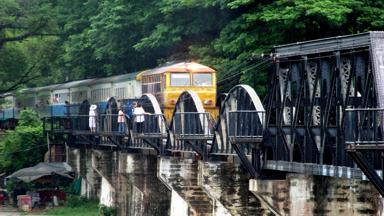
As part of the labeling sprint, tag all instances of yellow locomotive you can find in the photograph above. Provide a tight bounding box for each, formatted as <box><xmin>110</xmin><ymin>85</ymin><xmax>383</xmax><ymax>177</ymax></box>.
<box><xmin>137</xmin><ymin>62</ymin><xmax>218</xmax><ymax>121</ymax></box>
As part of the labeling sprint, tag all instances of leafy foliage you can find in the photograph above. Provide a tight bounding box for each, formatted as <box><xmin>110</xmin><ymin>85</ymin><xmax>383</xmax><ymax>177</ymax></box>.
<box><xmin>0</xmin><ymin>109</ymin><xmax>45</xmax><ymax>174</ymax></box>
<box><xmin>0</xmin><ymin>0</ymin><xmax>60</xmax><ymax>93</ymax></box>
<box><xmin>18</xmin><ymin>108</ymin><xmax>42</xmax><ymax>127</ymax></box>
<box><xmin>2</xmin><ymin>0</ymin><xmax>384</xmax><ymax>95</ymax></box>
<box><xmin>0</xmin><ymin>0</ymin><xmax>57</xmax><ymax>47</ymax></box>
<box><xmin>99</xmin><ymin>204</ymin><xmax>116</xmax><ymax>216</ymax></box>
<box><xmin>46</xmin><ymin>195</ymin><xmax>99</xmax><ymax>216</ymax></box>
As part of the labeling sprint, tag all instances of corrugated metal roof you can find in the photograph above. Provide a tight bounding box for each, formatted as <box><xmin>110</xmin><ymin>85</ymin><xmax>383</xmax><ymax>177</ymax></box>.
<box><xmin>29</xmin><ymin>84</ymin><xmax>63</xmax><ymax>93</ymax></box>
<box><xmin>274</xmin><ymin>31</ymin><xmax>384</xmax><ymax>58</ymax></box>
<box><xmin>90</xmin><ymin>72</ymin><xmax>139</xmax><ymax>85</ymax></box>
<box><xmin>55</xmin><ymin>78</ymin><xmax>95</xmax><ymax>89</ymax></box>
<box><xmin>12</xmin><ymin>72</ymin><xmax>140</xmax><ymax>94</ymax></box>
<box><xmin>141</xmin><ymin>62</ymin><xmax>215</xmax><ymax>76</ymax></box>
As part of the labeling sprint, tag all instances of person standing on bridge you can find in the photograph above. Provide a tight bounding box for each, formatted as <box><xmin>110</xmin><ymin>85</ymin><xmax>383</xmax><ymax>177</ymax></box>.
<box><xmin>118</xmin><ymin>107</ymin><xmax>126</xmax><ymax>133</ymax></box>
<box><xmin>89</xmin><ymin>104</ymin><xmax>97</xmax><ymax>132</ymax></box>
<box><xmin>133</xmin><ymin>103</ymin><xmax>148</xmax><ymax>133</ymax></box>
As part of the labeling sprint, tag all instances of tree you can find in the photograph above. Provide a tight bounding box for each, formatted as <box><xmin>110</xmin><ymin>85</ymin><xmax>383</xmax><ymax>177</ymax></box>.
<box><xmin>0</xmin><ymin>0</ymin><xmax>58</xmax><ymax>48</ymax></box>
<box><xmin>0</xmin><ymin>109</ymin><xmax>45</xmax><ymax>174</ymax></box>
<box><xmin>0</xmin><ymin>0</ymin><xmax>60</xmax><ymax>94</ymax></box>
<box><xmin>57</xmin><ymin>0</ymin><xmax>229</xmax><ymax>79</ymax></box>
<box><xmin>2</xmin><ymin>0</ymin><xmax>384</xmax><ymax>96</ymax></box>
<box><xmin>191</xmin><ymin>0</ymin><xmax>384</xmax><ymax>94</ymax></box>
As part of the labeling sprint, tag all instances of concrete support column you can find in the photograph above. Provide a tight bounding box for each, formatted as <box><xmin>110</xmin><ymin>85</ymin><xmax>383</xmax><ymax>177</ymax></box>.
<box><xmin>92</xmin><ymin>150</ymin><xmax>118</xmax><ymax>207</ymax></box>
<box><xmin>117</xmin><ymin>151</ymin><xmax>171</xmax><ymax>216</ymax></box>
<box><xmin>199</xmin><ymin>159</ymin><xmax>271</xmax><ymax>216</ymax></box>
<box><xmin>158</xmin><ymin>156</ymin><xmax>214</xmax><ymax>216</ymax></box>
<box><xmin>66</xmin><ymin>147</ymin><xmax>80</xmax><ymax>174</ymax></box>
<box><xmin>249</xmin><ymin>174</ymin><xmax>381</xmax><ymax>215</ymax></box>
<box><xmin>74</xmin><ymin>148</ymin><xmax>101</xmax><ymax>199</ymax></box>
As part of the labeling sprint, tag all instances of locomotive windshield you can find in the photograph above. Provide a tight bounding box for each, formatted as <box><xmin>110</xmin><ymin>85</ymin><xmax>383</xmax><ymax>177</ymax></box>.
<box><xmin>171</xmin><ymin>73</ymin><xmax>190</xmax><ymax>86</ymax></box>
<box><xmin>193</xmin><ymin>73</ymin><xmax>212</xmax><ymax>86</ymax></box>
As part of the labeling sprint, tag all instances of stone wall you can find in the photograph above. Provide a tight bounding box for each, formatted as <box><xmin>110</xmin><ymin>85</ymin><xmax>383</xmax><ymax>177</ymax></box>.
<box><xmin>67</xmin><ymin>147</ymin><xmax>101</xmax><ymax>199</ymax></box>
<box><xmin>92</xmin><ymin>150</ymin><xmax>118</xmax><ymax>207</ymax></box>
<box><xmin>250</xmin><ymin>174</ymin><xmax>382</xmax><ymax>216</ymax></box>
<box><xmin>117</xmin><ymin>152</ymin><xmax>171</xmax><ymax>216</ymax></box>
<box><xmin>199</xmin><ymin>159</ymin><xmax>271</xmax><ymax>216</ymax></box>
<box><xmin>67</xmin><ymin>147</ymin><xmax>384</xmax><ymax>216</ymax></box>
<box><xmin>159</xmin><ymin>156</ymin><xmax>214</xmax><ymax>216</ymax></box>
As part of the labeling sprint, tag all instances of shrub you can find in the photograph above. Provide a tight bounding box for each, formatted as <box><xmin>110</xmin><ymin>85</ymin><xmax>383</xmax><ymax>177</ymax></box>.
<box><xmin>66</xmin><ymin>195</ymin><xmax>89</xmax><ymax>208</ymax></box>
<box><xmin>99</xmin><ymin>204</ymin><xmax>116</xmax><ymax>216</ymax></box>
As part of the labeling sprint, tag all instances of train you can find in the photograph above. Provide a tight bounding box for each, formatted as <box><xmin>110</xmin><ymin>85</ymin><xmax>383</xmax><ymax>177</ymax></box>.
<box><xmin>0</xmin><ymin>62</ymin><xmax>218</xmax><ymax>129</ymax></box>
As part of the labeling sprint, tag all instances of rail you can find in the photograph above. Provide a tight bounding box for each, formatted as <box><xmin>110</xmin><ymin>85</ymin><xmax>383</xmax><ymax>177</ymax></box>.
<box><xmin>345</xmin><ymin>108</ymin><xmax>384</xmax><ymax>146</ymax></box>
<box><xmin>43</xmin><ymin>116</ymin><xmax>71</xmax><ymax>132</ymax></box>
<box><xmin>172</xmin><ymin>112</ymin><xmax>215</xmax><ymax>140</ymax></box>
<box><xmin>131</xmin><ymin>114</ymin><xmax>168</xmax><ymax>138</ymax></box>
<box><xmin>44</xmin><ymin>114</ymin><xmax>129</xmax><ymax>135</ymax></box>
<box><xmin>228</xmin><ymin>110</ymin><xmax>265</xmax><ymax>143</ymax></box>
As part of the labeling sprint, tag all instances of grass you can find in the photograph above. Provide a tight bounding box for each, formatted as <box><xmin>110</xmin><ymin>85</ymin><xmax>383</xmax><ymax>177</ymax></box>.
<box><xmin>43</xmin><ymin>199</ymin><xmax>99</xmax><ymax>216</ymax></box>
<box><xmin>22</xmin><ymin>195</ymin><xmax>100</xmax><ymax>216</ymax></box>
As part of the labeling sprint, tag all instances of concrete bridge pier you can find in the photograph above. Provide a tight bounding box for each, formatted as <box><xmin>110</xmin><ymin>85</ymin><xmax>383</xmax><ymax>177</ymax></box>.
<box><xmin>199</xmin><ymin>158</ymin><xmax>272</xmax><ymax>216</ymax></box>
<box><xmin>159</xmin><ymin>155</ymin><xmax>220</xmax><ymax>216</ymax></box>
<box><xmin>91</xmin><ymin>150</ymin><xmax>118</xmax><ymax>208</ymax></box>
<box><xmin>249</xmin><ymin>174</ymin><xmax>382</xmax><ymax>216</ymax></box>
<box><xmin>67</xmin><ymin>147</ymin><xmax>101</xmax><ymax>199</ymax></box>
<box><xmin>117</xmin><ymin>151</ymin><xmax>171</xmax><ymax>216</ymax></box>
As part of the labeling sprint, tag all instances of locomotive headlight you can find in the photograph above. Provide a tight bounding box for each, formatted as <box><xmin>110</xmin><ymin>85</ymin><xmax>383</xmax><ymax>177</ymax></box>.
<box><xmin>203</xmin><ymin>100</ymin><xmax>212</xmax><ymax>105</ymax></box>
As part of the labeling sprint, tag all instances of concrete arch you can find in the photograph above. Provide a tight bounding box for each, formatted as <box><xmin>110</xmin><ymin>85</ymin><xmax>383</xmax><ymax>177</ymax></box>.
<box><xmin>169</xmin><ymin>91</ymin><xmax>206</xmax><ymax>137</ymax></box>
<box><xmin>103</xmin><ymin>97</ymin><xmax>118</xmax><ymax>132</ymax></box>
<box><xmin>78</xmin><ymin>99</ymin><xmax>90</xmax><ymax>130</ymax></box>
<box><xmin>106</xmin><ymin>97</ymin><xmax>118</xmax><ymax>114</ymax></box>
<box><xmin>167</xmin><ymin>91</ymin><xmax>213</xmax><ymax>158</ymax></box>
<box><xmin>139</xmin><ymin>93</ymin><xmax>167</xmax><ymax>136</ymax></box>
<box><xmin>79</xmin><ymin>99</ymin><xmax>90</xmax><ymax>115</ymax></box>
<box><xmin>173</xmin><ymin>90</ymin><xmax>205</xmax><ymax>113</ymax></box>
<box><xmin>222</xmin><ymin>84</ymin><xmax>265</xmax><ymax>123</ymax></box>
<box><xmin>128</xmin><ymin>93</ymin><xmax>168</xmax><ymax>153</ymax></box>
<box><xmin>212</xmin><ymin>84</ymin><xmax>265</xmax><ymax>155</ymax></box>
<box><xmin>140</xmin><ymin>93</ymin><xmax>162</xmax><ymax>115</ymax></box>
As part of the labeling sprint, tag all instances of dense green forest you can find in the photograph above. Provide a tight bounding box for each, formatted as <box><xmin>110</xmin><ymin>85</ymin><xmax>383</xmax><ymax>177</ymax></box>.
<box><xmin>1</xmin><ymin>0</ymin><xmax>384</xmax><ymax>95</ymax></box>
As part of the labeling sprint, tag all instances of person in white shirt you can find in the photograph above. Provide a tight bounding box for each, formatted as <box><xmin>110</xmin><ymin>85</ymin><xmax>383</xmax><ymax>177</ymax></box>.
<box><xmin>89</xmin><ymin>104</ymin><xmax>97</xmax><ymax>132</ymax></box>
<box><xmin>133</xmin><ymin>103</ymin><xmax>148</xmax><ymax>133</ymax></box>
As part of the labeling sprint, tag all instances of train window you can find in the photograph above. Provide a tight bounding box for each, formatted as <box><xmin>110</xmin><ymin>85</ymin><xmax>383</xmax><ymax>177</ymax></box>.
<box><xmin>193</xmin><ymin>73</ymin><xmax>212</xmax><ymax>86</ymax></box>
<box><xmin>107</xmin><ymin>88</ymin><xmax>111</xmax><ymax>99</ymax></box>
<box><xmin>171</xmin><ymin>73</ymin><xmax>190</xmax><ymax>86</ymax></box>
<box><xmin>72</xmin><ymin>91</ymin><xmax>87</xmax><ymax>103</ymax></box>
<box><xmin>115</xmin><ymin>87</ymin><xmax>126</xmax><ymax>99</ymax></box>
<box><xmin>53</xmin><ymin>94</ymin><xmax>60</xmax><ymax>103</ymax></box>
<box><xmin>142</xmin><ymin>85</ymin><xmax>148</xmax><ymax>93</ymax></box>
<box><xmin>56</xmin><ymin>93</ymin><xmax>69</xmax><ymax>103</ymax></box>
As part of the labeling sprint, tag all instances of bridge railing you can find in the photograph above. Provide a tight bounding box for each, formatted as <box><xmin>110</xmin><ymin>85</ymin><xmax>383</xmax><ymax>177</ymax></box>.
<box><xmin>131</xmin><ymin>114</ymin><xmax>168</xmax><ymax>138</ymax></box>
<box><xmin>43</xmin><ymin>116</ymin><xmax>71</xmax><ymax>132</ymax></box>
<box><xmin>69</xmin><ymin>115</ymin><xmax>90</xmax><ymax>132</ymax></box>
<box><xmin>99</xmin><ymin>114</ymin><xmax>129</xmax><ymax>134</ymax></box>
<box><xmin>345</xmin><ymin>108</ymin><xmax>384</xmax><ymax>146</ymax></box>
<box><xmin>227</xmin><ymin>110</ymin><xmax>265</xmax><ymax>143</ymax></box>
<box><xmin>172</xmin><ymin>112</ymin><xmax>215</xmax><ymax>140</ymax></box>
<box><xmin>44</xmin><ymin>114</ymin><xmax>130</xmax><ymax>135</ymax></box>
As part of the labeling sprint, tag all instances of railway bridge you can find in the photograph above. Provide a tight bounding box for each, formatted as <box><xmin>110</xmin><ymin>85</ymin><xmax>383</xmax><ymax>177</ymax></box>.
<box><xmin>45</xmin><ymin>32</ymin><xmax>384</xmax><ymax>215</ymax></box>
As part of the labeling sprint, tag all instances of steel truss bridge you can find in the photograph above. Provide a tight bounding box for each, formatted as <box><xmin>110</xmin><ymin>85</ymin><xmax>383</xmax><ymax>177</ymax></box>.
<box><xmin>45</xmin><ymin>32</ymin><xmax>384</xmax><ymax>196</ymax></box>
